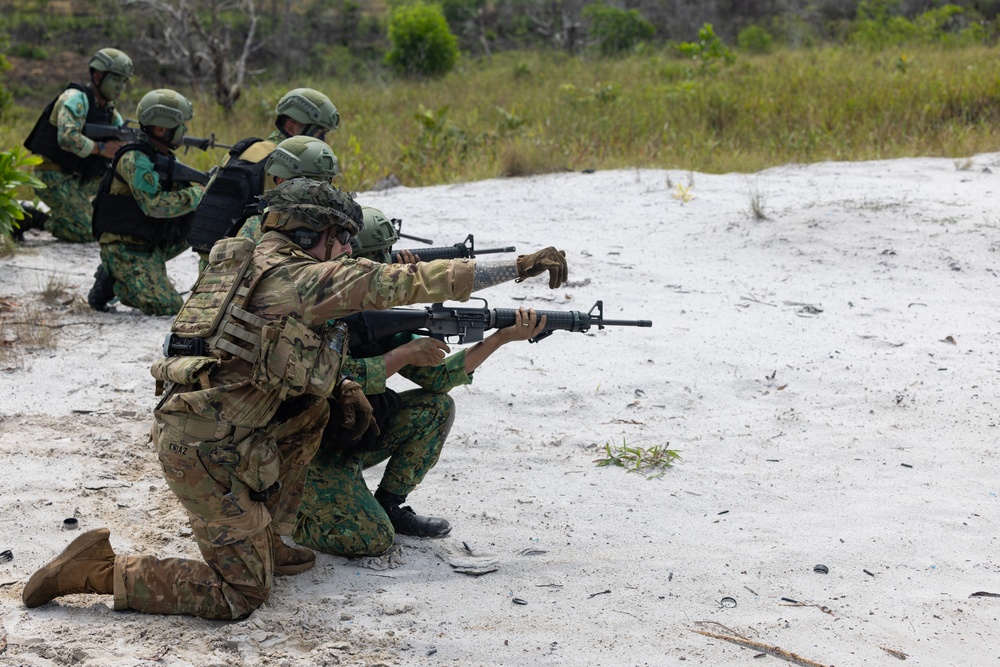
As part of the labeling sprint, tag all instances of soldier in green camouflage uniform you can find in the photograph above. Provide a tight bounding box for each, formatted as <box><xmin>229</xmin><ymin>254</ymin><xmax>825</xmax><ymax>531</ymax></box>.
<box><xmin>87</xmin><ymin>89</ymin><xmax>205</xmax><ymax>315</ymax></box>
<box><xmin>22</xmin><ymin>179</ymin><xmax>568</xmax><ymax>620</ymax></box>
<box><xmin>23</xmin><ymin>48</ymin><xmax>133</xmax><ymax>242</ymax></box>
<box><xmin>235</xmin><ymin>135</ymin><xmax>339</xmax><ymax>243</ymax></box>
<box><xmin>294</xmin><ymin>208</ymin><xmax>549</xmax><ymax>556</ymax></box>
<box><xmin>191</xmin><ymin>88</ymin><xmax>340</xmax><ymax>270</ymax></box>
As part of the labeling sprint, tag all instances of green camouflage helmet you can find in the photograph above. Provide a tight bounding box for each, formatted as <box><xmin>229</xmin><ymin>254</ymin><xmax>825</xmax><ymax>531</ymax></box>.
<box><xmin>261</xmin><ymin>179</ymin><xmax>363</xmax><ymax>236</ymax></box>
<box><xmin>266</xmin><ymin>136</ymin><xmax>340</xmax><ymax>181</ymax></box>
<box><xmin>137</xmin><ymin>89</ymin><xmax>194</xmax><ymax>129</ymax></box>
<box><xmin>350</xmin><ymin>207</ymin><xmax>399</xmax><ymax>262</ymax></box>
<box><xmin>88</xmin><ymin>48</ymin><xmax>134</xmax><ymax>79</ymax></box>
<box><xmin>275</xmin><ymin>88</ymin><xmax>340</xmax><ymax>132</ymax></box>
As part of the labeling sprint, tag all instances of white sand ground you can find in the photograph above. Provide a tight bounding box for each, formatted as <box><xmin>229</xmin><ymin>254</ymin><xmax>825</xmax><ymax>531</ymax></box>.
<box><xmin>2</xmin><ymin>158</ymin><xmax>1000</xmax><ymax>667</ymax></box>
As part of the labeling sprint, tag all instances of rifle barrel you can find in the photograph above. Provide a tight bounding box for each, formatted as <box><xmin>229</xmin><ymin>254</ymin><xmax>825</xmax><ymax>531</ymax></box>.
<box><xmin>600</xmin><ymin>319</ymin><xmax>653</xmax><ymax>327</ymax></box>
<box><xmin>475</xmin><ymin>246</ymin><xmax>517</xmax><ymax>254</ymax></box>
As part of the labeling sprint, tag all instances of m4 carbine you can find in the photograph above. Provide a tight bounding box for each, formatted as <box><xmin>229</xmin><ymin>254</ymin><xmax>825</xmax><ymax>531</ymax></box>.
<box><xmin>391</xmin><ymin>234</ymin><xmax>516</xmax><ymax>263</ymax></box>
<box><xmin>342</xmin><ymin>299</ymin><xmax>652</xmax><ymax>346</ymax></box>
<box><xmin>83</xmin><ymin>121</ymin><xmax>232</xmax><ymax>151</ymax></box>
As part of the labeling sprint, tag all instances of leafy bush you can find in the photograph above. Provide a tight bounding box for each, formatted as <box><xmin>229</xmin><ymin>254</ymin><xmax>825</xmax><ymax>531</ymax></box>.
<box><xmin>386</xmin><ymin>2</ymin><xmax>459</xmax><ymax>78</ymax></box>
<box><xmin>677</xmin><ymin>23</ymin><xmax>736</xmax><ymax>71</ymax></box>
<box><xmin>737</xmin><ymin>25</ymin><xmax>774</xmax><ymax>54</ymax></box>
<box><xmin>0</xmin><ymin>32</ymin><xmax>11</xmax><ymax>119</ymax></box>
<box><xmin>850</xmin><ymin>2</ymin><xmax>983</xmax><ymax>49</ymax></box>
<box><xmin>0</xmin><ymin>148</ymin><xmax>45</xmax><ymax>246</ymax></box>
<box><xmin>582</xmin><ymin>2</ymin><xmax>655</xmax><ymax>57</ymax></box>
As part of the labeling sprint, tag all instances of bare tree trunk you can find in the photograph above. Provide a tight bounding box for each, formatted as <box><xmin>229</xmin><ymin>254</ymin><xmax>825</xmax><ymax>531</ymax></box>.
<box><xmin>122</xmin><ymin>0</ymin><xmax>260</xmax><ymax>112</ymax></box>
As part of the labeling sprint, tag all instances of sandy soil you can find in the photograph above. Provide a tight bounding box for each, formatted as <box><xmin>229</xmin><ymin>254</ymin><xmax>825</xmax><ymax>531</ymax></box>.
<box><xmin>2</xmin><ymin>158</ymin><xmax>1000</xmax><ymax>666</ymax></box>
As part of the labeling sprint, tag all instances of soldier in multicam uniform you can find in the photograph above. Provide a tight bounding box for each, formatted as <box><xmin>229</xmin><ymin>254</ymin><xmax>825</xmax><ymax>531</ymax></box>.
<box><xmin>22</xmin><ymin>179</ymin><xmax>569</xmax><ymax>620</ymax></box>
<box><xmin>87</xmin><ymin>89</ymin><xmax>205</xmax><ymax>315</ymax></box>
<box><xmin>22</xmin><ymin>48</ymin><xmax>133</xmax><ymax>242</ymax></box>
<box><xmin>294</xmin><ymin>207</ymin><xmax>549</xmax><ymax>557</ymax></box>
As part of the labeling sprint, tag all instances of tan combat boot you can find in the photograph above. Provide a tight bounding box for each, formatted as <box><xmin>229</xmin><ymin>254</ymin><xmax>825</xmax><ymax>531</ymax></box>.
<box><xmin>22</xmin><ymin>528</ymin><xmax>115</xmax><ymax>608</ymax></box>
<box><xmin>273</xmin><ymin>538</ymin><xmax>315</xmax><ymax>576</ymax></box>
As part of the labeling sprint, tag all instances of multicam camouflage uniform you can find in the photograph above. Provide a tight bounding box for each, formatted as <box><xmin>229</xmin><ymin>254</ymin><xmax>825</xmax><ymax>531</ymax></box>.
<box><xmin>118</xmin><ymin>229</ymin><xmax>476</xmax><ymax>619</ymax></box>
<box><xmin>294</xmin><ymin>343</ymin><xmax>472</xmax><ymax>556</ymax></box>
<box><xmin>34</xmin><ymin>88</ymin><xmax>124</xmax><ymax>242</ymax></box>
<box><xmin>97</xmin><ymin>137</ymin><xmax>203</xmax><ymax>315</ymax></box>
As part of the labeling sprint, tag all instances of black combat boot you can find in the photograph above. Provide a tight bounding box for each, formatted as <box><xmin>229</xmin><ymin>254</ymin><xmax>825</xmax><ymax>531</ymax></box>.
<box><xmin>13</xmin><ymin>204</ymin><xmax>49</xmax><ymax>242</ymax></box>
<box><xmin>87</xmin><ymin>265</ymin><xmax>117</xmax><ymax>312</ymax></box>
<box><xmin>375</xmin><ymin>488</ymin><xmax>452</xmax><ymax>538</ymax></box>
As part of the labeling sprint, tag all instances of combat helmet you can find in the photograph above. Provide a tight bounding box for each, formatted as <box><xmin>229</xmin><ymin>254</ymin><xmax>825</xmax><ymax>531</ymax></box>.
<box><xmin>275</xmin><ymin>88</ymin><xmax>340</xmax><ymax>135</ymax></box>
<box><xmin>88</xmin><ymin>48</ymin><xmax>134</xmax><ymax>79</ymax></box>
<box><xmin>350</xmin><ymin>207</ymin><xmax>399</xmax><ymax>262</ymax></box>
<box><xmin>89</xmin><ymin>48</ymin><xmax>133</xmax><ymax>102</ymax></box>
<box><xmin>261</xmin><ymin>179</ymin><xmax>363</xmax><ymax>253</ymax></box>
<box><xmin>137</xmin><ymin>89</ymin><xmax>194</xmax><ymax>129</ymax></box>
<box><xmin>266</xmin><ymin>136</ymin><xmax>340</xmax><ymax>181</ymax></box>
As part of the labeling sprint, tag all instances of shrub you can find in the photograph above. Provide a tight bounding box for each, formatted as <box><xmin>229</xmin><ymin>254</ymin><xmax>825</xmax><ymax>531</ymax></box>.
<box><xmin>0</xmin><ymin>147</ymin><xmax>45</xmax><ymax>247</ymax></box>
<box><xmin>677</xmin><ymin>23</ymin><xmax>736</xmax><ymax>71</ymax></box>
<box><xmin>0</xmin><ymin>32</ymin><xmax>11</xmax><ymax>119</ymax></box>
<box><xmin>582</xmin><ymin>2</ymin><xmax>655</xmax><ymax>57</ymax></box>
<box><xmin>386</xmin><ymin>2</ymin><xmax>459</xmax><ymax>78</ymax></box>
<box><xmin>737</xmin><ymin>25</ymin><xmax>774</xmax><ymax>54</ymax></box>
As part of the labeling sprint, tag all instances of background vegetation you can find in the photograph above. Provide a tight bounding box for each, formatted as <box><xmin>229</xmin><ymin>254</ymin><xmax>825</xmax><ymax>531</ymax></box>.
<box><xmin>1</xmin><ymin>0</ymin><xmax>999</xmax><ymax>194</ymax></box>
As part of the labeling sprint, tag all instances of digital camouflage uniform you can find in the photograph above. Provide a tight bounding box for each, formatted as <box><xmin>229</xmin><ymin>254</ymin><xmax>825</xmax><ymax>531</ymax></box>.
<box><xmin>98</xmin><ymin>138</ymin><xmax>203</xmax><ymax>315</ymax></box>
<box><xmin>35</xmin><ymin>88</ymin><xmax>124</xmax><ymax>242</ymax></box>
<box><xmin>118</xmin><ymin>232</ymin><xmax>476</xmax><ymax>619</ymax></box>
<box><xmin>294</xmin><ymin>342</ymin><xmax>473</xmax><ymax>556</ymax></box>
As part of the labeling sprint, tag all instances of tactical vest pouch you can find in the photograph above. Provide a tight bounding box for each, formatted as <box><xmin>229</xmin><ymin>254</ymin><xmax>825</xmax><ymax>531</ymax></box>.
<box><xmin>227</xmin><ymin>429</ymin><xmax>281</xmax><ymax>494</ymax></box>
<box><xmin>253</xmin><ymin>319</ymin><xmax>348</xmax><ymax>400</ymax></box>
<box><xmin>173</xmin><ymin>237</ymin><xmax>258</xmax><ymax>338</ymax></box>
<box><xmin>150</xmin><ymin>356</ymin><xmax>217</xmax><ymax>386</ymax></box>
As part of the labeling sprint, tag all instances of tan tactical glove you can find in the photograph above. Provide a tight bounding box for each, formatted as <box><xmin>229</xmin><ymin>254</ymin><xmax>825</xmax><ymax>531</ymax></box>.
<box><xmin>515</xmin><ymin>247</ymin><xmax>568</xmax><ymax>289</ymax></box>
<box><xmin>336</xmin><ymin>379</ymin><xmax>380</xmax><ymax>441</ymax></box>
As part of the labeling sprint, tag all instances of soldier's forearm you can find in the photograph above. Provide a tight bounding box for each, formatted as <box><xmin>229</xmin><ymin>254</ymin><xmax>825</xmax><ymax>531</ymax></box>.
<box><xmin>472</xmin><ymin>260</ymin><xmax>518</xmax><ymax>292</ymax></box>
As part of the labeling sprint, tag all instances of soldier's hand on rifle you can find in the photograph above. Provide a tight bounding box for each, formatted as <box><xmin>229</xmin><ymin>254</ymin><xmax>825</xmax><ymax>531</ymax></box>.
<box><xmin>336</xmin><ymin>378</ymin><xmax>379</xmax><ymax>440</ymax></box>
<box><xmin>395</xmin><ymin>336</ymin><xmax>449</xmax><ymax>367</ymax></box>
<box><xmin>496</xmin><ymin>307</ymin><xmax>547</xmax><ymax>343</ymax></box>
<box><xmin>97</xmin><ymin>140</ymin><xmax>123</xmax><ymax>158</ymax></box>
<box><xmin>395</xmin><ymin>249</ymin><xmax>419</xmax><ymax>264</ymax></box>
<box><xmin>516</xmin><ymin>247</ymin><xmax>568</xmax><ymax>289</ymax></box>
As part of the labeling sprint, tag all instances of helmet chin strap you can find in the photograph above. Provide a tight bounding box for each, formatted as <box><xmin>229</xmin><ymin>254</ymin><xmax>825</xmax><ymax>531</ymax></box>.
<box><xmin>322</xmin><ymin>229</ymin><xmax>337</xmax><ymax>262</ymax></box>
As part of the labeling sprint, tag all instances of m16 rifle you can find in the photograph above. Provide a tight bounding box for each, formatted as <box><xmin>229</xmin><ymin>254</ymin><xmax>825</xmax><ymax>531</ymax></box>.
<box><xmin>391</xmin><ymin>234</ymin><xmax>516</xmax><ymax>263</ymax></box>
<box><xmin>342</xmin><ymin>299</ymin><xmax>652</xmax><ymax>346</ymax></box>
<box><xmin>150</xmin><ymin>153</ymin><xmax>211</xmax><ymax>185</ymax></box>
<box><xmin>83</xmin><ymin>121</ymin><xmax>232</xmax><ymax>151</ymax></box>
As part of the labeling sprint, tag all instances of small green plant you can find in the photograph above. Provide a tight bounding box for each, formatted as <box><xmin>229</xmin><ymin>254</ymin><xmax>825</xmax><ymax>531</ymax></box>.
<box><xmin>594</xmin><ymin>439</ymin><xmax>681</xmax><ymax>479</ymax></box>
<box><xmin>386</xmin><ymin>1</ymin><xmax>459</xmax><ymax>78</ymax></box>
<box><xmin>677</xmin><ymin>23</ymin><xmax>736</xmax><ymax>71</ymax></box>
<box><xmin>582</xmin><ymin>1</ymin><xmax>655</xmax><ymax>57</ymax></box>
<box><xmin>0</xmin><ymin>147</ymin><xmax>45</xmax><ymax>253</ymax></box>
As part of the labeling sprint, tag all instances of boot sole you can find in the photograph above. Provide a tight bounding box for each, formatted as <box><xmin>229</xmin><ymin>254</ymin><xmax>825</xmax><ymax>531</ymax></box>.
<box><xmin>23</xmin><ymin>528</ymin><xmax>111</xmax><ymax>608</ymax></box>
<box><xmin>274</xmin><ymin>558</ymin><xmax>315</xmax><ymax>576</ymax></box>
